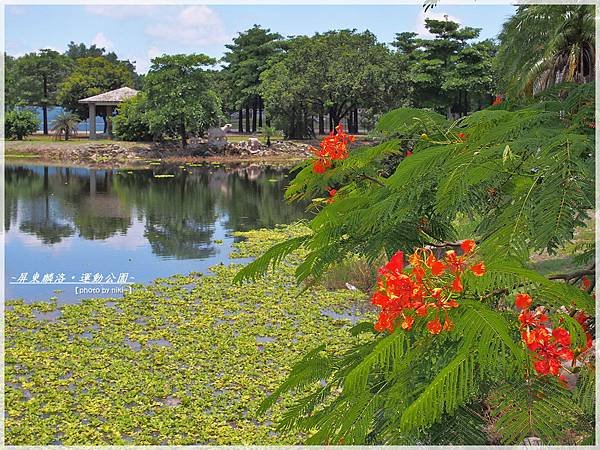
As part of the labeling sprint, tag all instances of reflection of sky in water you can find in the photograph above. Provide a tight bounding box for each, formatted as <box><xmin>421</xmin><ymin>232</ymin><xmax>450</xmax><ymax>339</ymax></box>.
<box><xmin>5</xmin><ymin>163</ymin><xmax>306</xmax><ymax>303</ymax></box>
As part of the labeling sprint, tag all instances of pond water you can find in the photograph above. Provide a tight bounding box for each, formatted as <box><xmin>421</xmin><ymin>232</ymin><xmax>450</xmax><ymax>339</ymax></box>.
<box><xmin>5</xmin><ymin>162</ymin><xmax>307</xmax><ymax>303</ymax></box>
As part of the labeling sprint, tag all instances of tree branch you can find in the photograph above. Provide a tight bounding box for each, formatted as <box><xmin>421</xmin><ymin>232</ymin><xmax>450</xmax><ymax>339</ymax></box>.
<box><xmin>360</xmin><ymin>173</ymin><xmax>385</xmax><ymax>187</ymax></box>
<box><xmin>547</xmin><ymin>264</ymin><xmax>595</xmax><ymax>281</ymax></box>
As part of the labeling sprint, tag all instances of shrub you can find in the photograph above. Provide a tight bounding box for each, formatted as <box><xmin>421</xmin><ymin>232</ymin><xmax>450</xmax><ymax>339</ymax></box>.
<box><xmin>112</xmin><ymin>92</ymin><xmax>153</xmax><ymax>141</ymax></box>
<box><xmin>5</xmin><ymin>109</ymin><xmax>40</xmax><ymax>140</ymax></box>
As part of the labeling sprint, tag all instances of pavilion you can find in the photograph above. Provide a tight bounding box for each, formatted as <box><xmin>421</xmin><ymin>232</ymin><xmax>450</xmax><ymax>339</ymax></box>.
<box><xmin>78</xmin><ymin>87</ymin><xmax>139</xmax><ymax>139</ymax></box>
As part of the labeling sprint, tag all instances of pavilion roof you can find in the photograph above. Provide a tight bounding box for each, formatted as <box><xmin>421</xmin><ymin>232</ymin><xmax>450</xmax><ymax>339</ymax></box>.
<box><xmin>78</xmin><ymin>87</ymin><xmax>139</xmax><ymax>104</ymax></box>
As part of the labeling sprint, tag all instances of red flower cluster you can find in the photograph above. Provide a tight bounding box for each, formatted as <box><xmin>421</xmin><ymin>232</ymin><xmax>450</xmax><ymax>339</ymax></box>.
<box><xmin>311</xmin><ymin>123</ymin><xmax>355</xmax><ymax>174</ymax></box>
<box><xmin>492</xmin><ymin>95</ymin><xmax>503</xmax><ymax>106</ymax></box>
<box><xmin>516</xmin><ymin>294</ymin><xmax>575</xmax><ymax>377</ymax></box>
<box><xmin>372</xmin><ymin>239</ymin><xmax>485</xmax><ymax>334</ymax></box>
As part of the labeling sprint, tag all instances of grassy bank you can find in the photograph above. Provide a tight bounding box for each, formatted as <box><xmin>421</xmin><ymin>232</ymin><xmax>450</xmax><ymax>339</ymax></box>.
<box><xmin>5</xmin><ymin>224</ymin><xmax>373</xmax><ymax>445</ymax></box>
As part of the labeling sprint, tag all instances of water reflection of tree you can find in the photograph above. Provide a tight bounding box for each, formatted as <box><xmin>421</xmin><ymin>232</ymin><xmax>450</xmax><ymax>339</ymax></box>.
<box><xmin>6</xmin><ymin>163</ymin><xmax>307</xmax><ymax>260</ymax></box>
<box><xmin>5</xmin><ymin>166</ymin><xmax>75</xmax><ymax>243</ymax></box>
<box><xmin>4</xmin><ymin>165</ymin><xmax>131</xmax><ymax>243</ymax></box>
<box><xmin>113</xmin><ymin>169</ymin><xmax>218</xmax><ymax>259</ymax></box>
<box><xmin>218</xmin><ymin>165</ymin><xmax>307</xmax><ymax>231</ymax></box>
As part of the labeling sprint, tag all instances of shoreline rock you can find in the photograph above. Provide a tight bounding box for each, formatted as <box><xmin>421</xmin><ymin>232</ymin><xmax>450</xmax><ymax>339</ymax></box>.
<box><xmin>5</xmin><ymin>139</ymin><xmax>314</xmax><ymax>168</ymax></box>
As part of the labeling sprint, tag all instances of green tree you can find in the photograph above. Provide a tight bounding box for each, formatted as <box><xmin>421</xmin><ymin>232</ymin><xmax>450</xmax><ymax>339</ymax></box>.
<box><xmin>261</xmin><ymin>30</ymin><xmax>392</xmax><ymax>138</ymax></box>
<box><xmin>64</xmin><ymin>41</ymin><xmax>141</xmax><ymax>88</ymax></box>
<box><xmin>496</xmin><ymin>5</ymin><xmax>594</xmax><ymax>97</ymax></box>
<box><xmin>144</xmin><ymin>54</ymin><xmax>222</xmax><ymax>148</ymax></box>
<box><xmin>443</xmin><ymin>39</ymin><xmax>497</xmax><ymax>115</ymax></box>
<box><xmin>51</xmin><ymin>111</ymin><xmax>80</xmax><ymax>140</ymax></box>
<box><xmin>222</xmin><ymin>25</ymin><xmax>282</xmax><ymax>133</ymax></box>
<box><xmin>12</xmin><ymin>49</ymin><xmax>73</xmax><ymax>134</ymax></box>
<box><xmin>57</xmin><ymin>57</ymin><xmax>135</xmax><ymax>132</ymax></box>
<box><xmin>5</xmin><ymin>110</ymin><xmax>40</xmax><ymax>140</ymax></box>
<box><xmin>112</xmin><ymin>92</ymin><xmax>153</xmax><ymax>141</ymax></box>
<box><xmin>4</xmin><ymin>53</ymin><xmax>19</xmax><ymax>111</ymax></box>
<box><xmin>393</xmin><ymin>19</ymin><xmax>495</xmax><ymax>116</ymax></box>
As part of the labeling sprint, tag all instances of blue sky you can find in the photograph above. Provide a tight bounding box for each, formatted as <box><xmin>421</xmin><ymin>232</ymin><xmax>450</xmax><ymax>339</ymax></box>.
<box><xmin>6</xmin><ymin>3</ymin><xmax>517</xmax><ymax>73</ymax></box>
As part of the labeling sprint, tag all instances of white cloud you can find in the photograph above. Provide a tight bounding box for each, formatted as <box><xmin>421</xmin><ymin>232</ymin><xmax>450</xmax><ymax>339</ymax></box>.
<box><xmin>145</xmin><ymin>5</ymin><xmax>230</xmax><ymax>46</ymax></box>
<box><xmin>415</xmin><ymin>9</ymin><xmax>462</xmax><ymax>38</ymax></box>
<box><xmin>133</xmin><ymin>46</ymin><xmax>163</xmax><ymax>74</ymax></box>
<box><xmin>85</xmin><ymin>5</ymin><xmax>158</xmax><ymax>20</ymax></box>
<box><xmin>91</xmin><ymin>32</ymin><xmax>113</xmax><ymax>50</ymax></box>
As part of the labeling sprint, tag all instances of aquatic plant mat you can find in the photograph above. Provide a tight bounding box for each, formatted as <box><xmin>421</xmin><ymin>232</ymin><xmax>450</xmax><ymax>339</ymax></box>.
<box><xmin>5</xmin><ymin>224</ymin><xmax>371</xmax><ymax>444</ymax></box>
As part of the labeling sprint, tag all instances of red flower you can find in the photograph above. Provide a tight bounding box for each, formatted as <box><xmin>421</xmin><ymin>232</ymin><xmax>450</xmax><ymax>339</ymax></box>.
<box><xmin>552</xmin><ymin>327</ymin><xmax>571</xmax><ymax>347</ymax></box>
<box><xmin>379</xmin><ymin>250</ymin><xmax>404</xmax><ymax>275</ymax></box>
<box><xmin>427</xmin><ymin>318</ymin><xmax>442</xmax><ymax>335</ymax></box>
<box><xmin>460</xmin><ymin>239</ymin><xmax>476</xmax><ymax>254</ymax></box>
<box><xmin>426</xmin><ymin>253</ymin><xmax>446</xmax><ymax>276</ymax></box>
<box><xmin>492</xmin><ymin>95</ymin><xmax>503</xmax><ymax>106</ymax></box>
<box><xmin>518</xmin><ymin>310</ymin><xmax>538</xmax><ymax>328</ymax></box>
<box><xmin>372</xmin><ymin>240</ymin><xmax>484</xmax><ymax>334</ymax></box>
<box><xmin>470</xmin><ymin>262</ymin><xmax>486</xmax><ymax>277</ymax></box>
<box><xmin>401</xmin><ymin>315</ymin><xmax>414</xmax><ymax>331</ymax></box>
<box><xmin>518</xmin><ymin>306</ymin><xmax>579</xmax><ymax>381</ymax></box>
<box><xmin>374</xmin><ymin>312</ymin><xmax>394</xmax><ymax>333</ymax></box>
<box><xmin>452</xmin><ymin>275</ymin><xmax>463</xmax><ymax>293</ymax></box>
<box><xmin>534</xmin><ymin>359</ymin><xmax>549</xmax><ymax>375</ymax></box>
<box><xmin>416</xmin><ymin>304</ymin><xmax>429</xmax><ymax>317</ymax></box>
<box><xmin>581</xmin><ymin>276</ymin><xmax>591</xmax><ymax>290</ymax></box>
<box><xmin>515</xmin><ymin>293</ymin><xmax>532</xmax><ymax>310</ymax></box>
<box><xmin>406</xmin><ymin>150</ymin><xmax>413</xmax><ymax>156</ymax></box>
<box><xmin>310</xmin><ymin>122</ymin><xmax>354</xmax><ymax>174</ymax></box>
<box><xmin>312</xmin><ymin>159</ymin><xmax>328</xmax><ymax>174</ymax></box>
<box><xmin>431</xmin><ymin>260</ymin><xmax>445</xmax><ymax>276</ymax></box>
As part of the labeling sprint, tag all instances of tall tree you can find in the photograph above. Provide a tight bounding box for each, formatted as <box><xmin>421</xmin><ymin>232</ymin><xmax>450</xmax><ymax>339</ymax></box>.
<box><xmin>64</xmin><ymin>41</ymin><xmax>141</xmax><ymax>88</ymax></box>
<box><xmin>443</xmin><ymin>39</ymin><xmax>497</xmax><ymax>115</ymax></box>
<box><xmin>57</xmin><ymin>57</ymin><xmax>135</xmax><ymax>132</ymax></box>
<box><xmin>222</xmin><ymin>25</ymin><xmax>282</xmax><ymax>133</ymax></box>
<box><xmin>4</xmin><ymin>53</ymin><xmax>18</xmax><ymax>111</ymax></box>
<box><xmin>261</xmin><ymin>30</ymin><xmax>392</xmax><ymax>138</ymax></box>
<box><xmin>496</xmin><ymin>5</ymin><xmax>594</xmax><ymax>97</ymax></box>
<box><xmin>13</xmin><ymin>49</ymin><xmax>73</xmax><ymax>134</ymax></box>
<box><xmin>392</xmin><ymin>19</ymin><xmax>492</xmax><ymax>116</ymax></box>
<box><xmin>144</xmin><ymin>54</ymin><xmax>222</xmax><ymax>148</ymax></box>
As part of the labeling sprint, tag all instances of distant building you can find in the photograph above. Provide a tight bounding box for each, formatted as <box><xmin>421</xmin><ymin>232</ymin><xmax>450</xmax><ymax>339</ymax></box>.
<box><xmin>79</xmin><ymin>87</ymin><xmax>139</xmax><ymax>139</ymax></box>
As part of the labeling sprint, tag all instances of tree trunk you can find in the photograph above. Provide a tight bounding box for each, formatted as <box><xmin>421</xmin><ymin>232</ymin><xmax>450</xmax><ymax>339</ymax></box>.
<box><xmin>65</xmin><ymin>129</ymin><xmax>69</xmax><ymax>141</ymax></box>
<box><xmin>180</xmin><ymin>116</ymin><xmax>187</xmax><ymax>148</ymax></box>
<box><xmin>329</xmin><ymin>111</ymin><xmax>334</xmax><ymax>133</ymax></box>
<box><xmin>318</xmin><ymin>111</ymin><xmax>325</xmax><ymax>135</ymax></box>
<box><xmin>331</xmin><ymin>111</ymin><xmax>341</xmax><ymax>133</ymax></box>
<box><xmin>353</xmin><ymin>108</ymin><xmax>359</xmax><ymax>133</ymax></box>
<box><xmin>245</xmin><ymin>105</ymin><xmax>250</xmax><ymax>134</ymax></box>
<box><xmin>258</xmin><ymin>98</ymin><xmax>263</xmax><ymax>128</ymax></box>
<box><xmin>252</xmin><ymin>100</ymin><xmax>257</xmax><ymax>133</ymax></box>
<box><xmin>42</xmin><ymin>75</ymin><xmax>48</xmax><ymax>135</ymax></box>
<box><xmin>238</xmin><ymin>108</ymin><xmax>243</xmax><ymax>133</ymax></box>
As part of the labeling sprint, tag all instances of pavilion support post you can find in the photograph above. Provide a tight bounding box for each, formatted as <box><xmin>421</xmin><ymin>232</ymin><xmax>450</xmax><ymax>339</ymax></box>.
<box><xmin>89</xmin><ymin>103</ymin><xmax>97</xmax><ymax>139</ymax></box>
<box><xmin>106</xmin><ymin>105</ymin><xmax>113</xmax><ymax>139</ymax></box>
